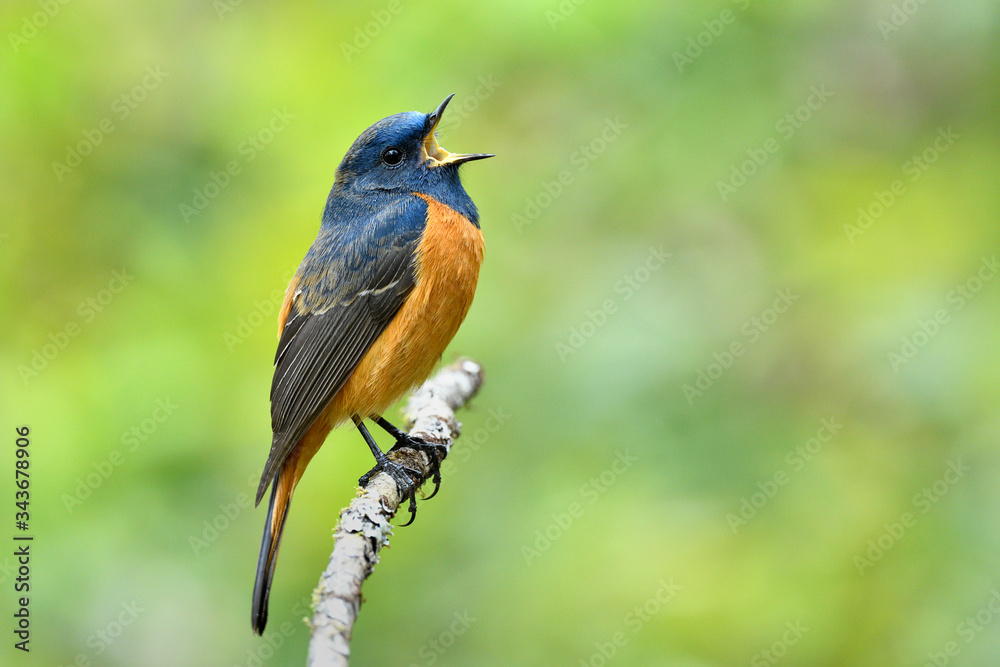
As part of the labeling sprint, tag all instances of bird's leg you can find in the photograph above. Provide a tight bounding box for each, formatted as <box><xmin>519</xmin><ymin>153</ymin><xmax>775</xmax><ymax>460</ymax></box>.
<box><xmin>372</xmin><ymin>415</ymin><xmax>446</xmax><ymax>499</ymax></box>
<box><xmin>354</xmin><ymin>415</ymin><xmax>420</xmax><ymax>525</ymax></box>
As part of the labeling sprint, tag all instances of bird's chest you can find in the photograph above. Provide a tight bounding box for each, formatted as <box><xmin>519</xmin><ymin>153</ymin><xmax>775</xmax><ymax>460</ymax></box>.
<box><xmin>407</xmin><ymin>196</ymin><xmax>484</xmax><ymax>345</ymax></box>
<box><xmin>330</xmin><ymin>196</ymin><xmax>483</xmax><ymax>415</ymax></box>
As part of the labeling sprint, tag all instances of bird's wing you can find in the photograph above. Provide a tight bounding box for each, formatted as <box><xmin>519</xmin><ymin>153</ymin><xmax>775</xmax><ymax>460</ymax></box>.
<box><xmin>256</xmin><ymin>195</ymin><xmax>427</xmax><ymax>504</ymax></box>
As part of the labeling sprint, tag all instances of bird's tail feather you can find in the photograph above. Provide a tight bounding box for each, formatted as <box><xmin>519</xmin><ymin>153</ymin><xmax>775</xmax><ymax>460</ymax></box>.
<box><xmin>251</xmin><ymin>468</ymin><xmax>295</xmax><ymax>635</ymax></box>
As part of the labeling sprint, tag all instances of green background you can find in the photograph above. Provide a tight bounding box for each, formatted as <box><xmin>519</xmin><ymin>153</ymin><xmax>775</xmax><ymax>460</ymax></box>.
<box><xmin>2</xmin><ymin>1</ymin><xmax>999</xmax><ymax>665</ymax></box>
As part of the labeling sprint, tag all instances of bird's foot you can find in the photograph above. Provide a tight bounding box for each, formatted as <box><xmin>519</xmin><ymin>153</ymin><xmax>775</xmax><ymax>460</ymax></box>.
<box><xmin>389</xmin><ymin>434</ymin><xmax>447</xmax><ymax>500</ymax></box>
<box><xmin>358</xmin><ymin>459</ymin><xmax>421</xmax><ymax>526</ymax></box>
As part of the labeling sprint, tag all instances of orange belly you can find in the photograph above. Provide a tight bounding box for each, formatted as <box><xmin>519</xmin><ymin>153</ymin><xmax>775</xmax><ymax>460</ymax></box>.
<box><xmin>310</xmin><ymin>193</ymin><xmax>484</xmax><ymax>441</ymax></box>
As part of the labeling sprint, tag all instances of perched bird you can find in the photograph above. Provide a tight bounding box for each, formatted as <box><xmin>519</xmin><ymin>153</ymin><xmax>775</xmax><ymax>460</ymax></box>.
<box><xmin>251</xmin><ymin>95</ymin><xmax>492</xmax><ymax>635</ymax></box>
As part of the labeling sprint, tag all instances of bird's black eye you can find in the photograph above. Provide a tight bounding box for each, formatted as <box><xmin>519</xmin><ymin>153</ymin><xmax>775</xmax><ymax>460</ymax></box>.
<box><xmin>381</xmin><ymin>147</ymin><xmax>404</xmax><ymax>166</ymax></box>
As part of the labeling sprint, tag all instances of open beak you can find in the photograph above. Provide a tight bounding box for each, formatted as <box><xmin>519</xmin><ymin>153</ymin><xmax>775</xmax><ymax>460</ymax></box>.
<box><xmin>421</xmin><ymin>94</ymin><xmax>494</xmax><ymax>167</ymax></box>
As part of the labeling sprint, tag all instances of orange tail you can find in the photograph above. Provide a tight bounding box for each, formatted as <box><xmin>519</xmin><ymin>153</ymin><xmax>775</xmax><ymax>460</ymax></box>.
<box><xmin>251</xmin><ymin>463</ymin><xmax>296</xmax><ymax>635</ymax></box>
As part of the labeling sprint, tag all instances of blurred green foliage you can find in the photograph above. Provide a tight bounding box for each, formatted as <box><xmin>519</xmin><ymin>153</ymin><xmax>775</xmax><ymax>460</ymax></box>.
<box><xmin>2</xmin><ymin>1</ymin><xmax>1000</xmax><ymax>665</ymax></box>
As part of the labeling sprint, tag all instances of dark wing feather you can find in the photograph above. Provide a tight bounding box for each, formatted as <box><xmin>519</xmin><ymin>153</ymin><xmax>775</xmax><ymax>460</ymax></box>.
<box><xmin>255</xmin><ymin>196</ymin><xmax>425</xmax><ymax>505</ymax></box>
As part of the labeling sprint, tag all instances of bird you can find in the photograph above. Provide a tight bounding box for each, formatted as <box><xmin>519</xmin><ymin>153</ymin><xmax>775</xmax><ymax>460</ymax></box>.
<box><xmin>250</xmin><ymin>94</ymin><xmax>492</xmax><ymax>635</ymax></box>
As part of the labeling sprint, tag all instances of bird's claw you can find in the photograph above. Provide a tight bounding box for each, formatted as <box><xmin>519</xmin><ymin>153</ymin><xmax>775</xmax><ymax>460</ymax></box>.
<box><xmin>389</xmin><ymin>435</ymin><xmax>446</xmax><ymax>500</ymax></box>
<box><xmin>358</xmin><ymin>459</ymin><xmax>421</xmax><ymax>526</ymax></box>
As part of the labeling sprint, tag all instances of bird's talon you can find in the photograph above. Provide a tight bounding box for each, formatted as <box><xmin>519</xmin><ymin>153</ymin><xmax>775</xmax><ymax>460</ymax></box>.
<box><xmin>424</xmin><ymin>468</ymin><xmax>442</xmax><ymax>500</ymax></box>
<box><xmin>358</xmin><ymin>468</ymin><xmax>377</xmax><ymax>488</ymax></box>
<box><xmin>389</xmin><ymin>434</ymin><xmax>446</xmax><ymax>459</ymax></box>
<box><xmin>398</xmin><ymin>491</ymin><xmax>418</xmax><ymax>527</ymax></box>
<box><xmin>389</xmin><ymin>434</ymin><xmax>446</xmax><ymax>499</ymax></box>
<box><xmin>366</xmin><ymin>459</ymin><xmax>422</xmax><ymax>525</ymax></box>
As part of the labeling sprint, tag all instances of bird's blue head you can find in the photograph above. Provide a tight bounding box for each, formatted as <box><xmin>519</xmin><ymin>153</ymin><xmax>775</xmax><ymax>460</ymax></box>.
<box><xmin>332</xmin><ymin>95</ymin><xmax>493</xmax><ymax>201</ymax></box>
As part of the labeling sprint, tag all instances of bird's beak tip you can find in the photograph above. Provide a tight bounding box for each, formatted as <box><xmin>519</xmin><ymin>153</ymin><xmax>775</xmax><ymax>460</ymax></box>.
<box><xmin>428</xmin><ymin>94</ymin><xmax>456</xmax><ymax>130</ymax></box>
<box><xmin>421</xmin><ymin>94</ymin><xmax>492</xmax><ymax>167</ymax></box>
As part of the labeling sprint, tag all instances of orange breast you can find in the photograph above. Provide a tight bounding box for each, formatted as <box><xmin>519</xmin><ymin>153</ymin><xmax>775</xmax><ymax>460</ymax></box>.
<box><xmin>319</xmin><ymin>193</ymin><xmax>484</xmax><ymax>426</ymax></box>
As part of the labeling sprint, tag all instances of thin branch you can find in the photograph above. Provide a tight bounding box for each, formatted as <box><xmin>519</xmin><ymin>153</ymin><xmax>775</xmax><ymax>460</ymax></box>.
<box><xmin>306</xmin><ymin>358</ymin><xmax>484</xmax><ymax>666</ymax></box>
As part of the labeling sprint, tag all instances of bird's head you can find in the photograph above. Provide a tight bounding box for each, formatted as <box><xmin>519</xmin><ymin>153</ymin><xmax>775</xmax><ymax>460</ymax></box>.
<box><xmin>333</xmin><ymin>94</ymin><xmax>493</xmax><ymax>193</ymax></box>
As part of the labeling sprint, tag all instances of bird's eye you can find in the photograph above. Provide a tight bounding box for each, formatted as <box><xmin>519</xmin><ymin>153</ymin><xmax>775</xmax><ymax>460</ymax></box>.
<box><xmin>381</xmin><ymin>147</ymin><xmax>404</xmax><ymax>166</ymax></box>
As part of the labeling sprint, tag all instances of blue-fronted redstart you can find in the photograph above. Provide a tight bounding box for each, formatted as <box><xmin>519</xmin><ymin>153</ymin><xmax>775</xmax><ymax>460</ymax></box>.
<box><xmin>251</xmin><ymin>94</ymin><xmax>492</xmax><ymax>634</ymax></box>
